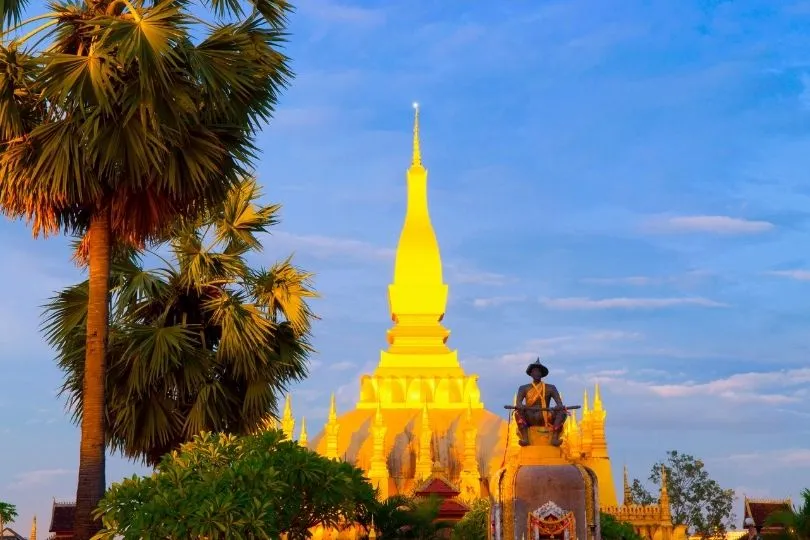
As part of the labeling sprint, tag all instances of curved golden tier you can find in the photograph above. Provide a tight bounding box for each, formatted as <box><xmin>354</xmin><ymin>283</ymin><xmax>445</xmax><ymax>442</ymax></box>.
<box><xmin>310</xmin><ymin>407</ymin><xmax>507</xmax><ymax>495</ymax></box>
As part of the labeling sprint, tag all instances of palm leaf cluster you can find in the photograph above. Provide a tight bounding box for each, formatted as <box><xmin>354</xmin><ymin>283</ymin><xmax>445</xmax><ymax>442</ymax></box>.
<box><xmin>44</xmin><ymin>178</ymin><xmax>317</xmax><ymax>466</ymax></box>
<box><xmin>0</xmin><ymin>0</ymin><xmax>291</xmax><ymax>246</ymax></box>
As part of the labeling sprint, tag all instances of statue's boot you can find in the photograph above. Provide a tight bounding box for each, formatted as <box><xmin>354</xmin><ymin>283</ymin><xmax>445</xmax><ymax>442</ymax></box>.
<box><xmin>550</xmin><ymin>432</ymin><xmax>562</xmax><ymax>447</ymax></box>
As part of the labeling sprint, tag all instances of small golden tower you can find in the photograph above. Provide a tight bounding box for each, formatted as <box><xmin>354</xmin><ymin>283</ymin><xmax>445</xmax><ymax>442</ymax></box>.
<box><xmin>30</xmin><ymin>515</ymin><xmax>37</xmax><ymax>540</ymax></box>
<box><xmin>414</xmin><ymin>403</ymin><xmax>433</xmax><ymax>480</ymax></box>
<box><xmin>299</xmin><ymin>417</ymin><xmax>308</xmax><ymax>448</ymax></box>
<box><xmin>660</xmin><ymin>466</ymin><xmax>672</xmax><ymax>523</ymax></box>
<box><xmin>623</xmin><ymin>465</ymin><xmax>634</xmax><ymax>505</ymax></box>
<box><xmin>325</xmin><ymin>393</ymin><xmax>339</xmax><ymax>459</ymax></box>
<box><xmin>282</xmin><ymin>394</ymin><xmax>295</xmax><ymax>441</ymax></box>
<box><xmin>458</xmin><ymin>400</ymin><xmax>481</xmax><ymax>501</ymax></box>
<box><xmin>368</xmin><ymin>400</ymin><xmax>389</xmax><ymax>498</ymax></box>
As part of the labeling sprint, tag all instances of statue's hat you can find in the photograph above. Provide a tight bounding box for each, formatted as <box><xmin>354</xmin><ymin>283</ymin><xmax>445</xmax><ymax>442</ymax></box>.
<box><xmin>525</xmin><ymin>358</ymin><xmax>549</xmax><ymax>377</ymax></box>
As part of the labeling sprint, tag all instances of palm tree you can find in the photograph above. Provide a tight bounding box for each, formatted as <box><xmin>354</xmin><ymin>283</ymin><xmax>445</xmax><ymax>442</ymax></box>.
<box><xmin>0</xmin><ymin>0</ymin><xmax>291</xmax><ymax>536</ymax></box>
<box><xmin>370</xmin><ymin>495</ymin><xmax>454</xmax><ymax>539</ymax></box>
<box><xmin>43</xmin><ymin>178</ymin><xmax>316</xmax><ymax>466</ymax></box>
<box><xmin>0</xmin><ymin>501</ymin><xmax>17</xmax><ymax>535</ymax></box>
<box><xmin>765</xmin><ymin>489</ymin><xmax>810</xmax><ymax>540</ymax></box>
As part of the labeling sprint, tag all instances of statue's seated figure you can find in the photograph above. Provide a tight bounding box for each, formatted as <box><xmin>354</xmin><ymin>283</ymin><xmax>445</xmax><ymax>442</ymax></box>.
<box><xmin>514</xmin><ymin>359</ymin><xmax>567</xmax><ymax>447</ymax></box>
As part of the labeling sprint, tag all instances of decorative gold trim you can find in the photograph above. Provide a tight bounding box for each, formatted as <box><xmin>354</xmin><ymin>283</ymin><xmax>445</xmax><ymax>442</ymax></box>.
<box><xmin>501</xmin><ymin>464</ymin><xmax>518</xmax><ymax>540</ymax></box>
<box><xmin>575</xmin><ymin>464</ymin><xmax>595</xmax><ymax>537</ymax></box>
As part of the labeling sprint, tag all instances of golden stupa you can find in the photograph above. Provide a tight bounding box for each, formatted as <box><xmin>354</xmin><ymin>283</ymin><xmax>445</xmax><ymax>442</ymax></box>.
<box><xmin>280</xmin><ymin>106</ymin><xmax>685</xmax><ymax>540</ymax></box>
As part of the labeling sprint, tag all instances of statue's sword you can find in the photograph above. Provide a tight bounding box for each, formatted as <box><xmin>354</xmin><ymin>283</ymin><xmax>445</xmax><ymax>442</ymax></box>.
<box><xmin>503</xmin><ymin>405</ymin><xmax>581</xmax><ymax>412</ymax></box>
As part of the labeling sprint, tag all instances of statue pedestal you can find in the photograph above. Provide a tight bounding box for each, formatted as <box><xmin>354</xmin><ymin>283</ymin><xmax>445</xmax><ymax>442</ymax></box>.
<box><xmin>491</xmin><ymin>427</ymin><xmax>599</xmax><ymax>539</ymax></box>
<box><xmin>520</xmin><ymin>427</ymin><xmax>566</xmax><ymax>465</ymax></box>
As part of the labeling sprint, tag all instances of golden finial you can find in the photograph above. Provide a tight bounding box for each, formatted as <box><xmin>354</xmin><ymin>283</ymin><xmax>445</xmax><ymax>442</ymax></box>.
<box><xmin>411</xmin><ymin>102</ymin><xmax>422</xmax><ymax>168</ymax></box>
<box><xmin>30</xmin><ymin>515</ymin><xmax>37</xmax><ymax>540</ymax></box>
<box><xmin>299</xmin><ymin>417</ymin><xmax>308</xmax><ymax>447</ymax></box>
<box><xmin>582</xmin><ymin>389</ymin><xmax>590</xmax><ymax>415</ymax></box>
<box><xmin>593</xmin><ymin>382</ymin><xmax>603</xmax><ymax>411</ymax></box>
<box><xmin>328</xmin><ymin>393</ymin><xmax>337</xmax><ymax>423</ymax></box>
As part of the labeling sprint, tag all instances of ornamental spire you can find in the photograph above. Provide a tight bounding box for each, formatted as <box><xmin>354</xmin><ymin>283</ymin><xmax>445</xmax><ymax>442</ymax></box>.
<box><xmin>623</xmin><ymin>465</ymin><xmax>634</xmax><ymax>505</ymax></box>
<box><xmin>660</xmin><ymin>466</ymin><xmax>672</xmax><ymax>521</ymax></box>
<box><xmin>299</xmin><ymin>417</ymin><xmax>308</xmax><ymax>447</ymax></box>
<box><xmin>328</xmin><ymin>393</ymin><xmax>337</xmax><ymax>423</ymax></box>
<box><xmin>411</xmin><ymin>102</ymin><xmax>422</xmax><ymax>168</ymax></box>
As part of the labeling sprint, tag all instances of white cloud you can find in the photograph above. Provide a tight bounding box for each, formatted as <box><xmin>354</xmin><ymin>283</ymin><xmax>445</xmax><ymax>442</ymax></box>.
<box><xmin>7</xmin><ymin>469</ymin><xmax>72</xmax><ymax>490</ymax></box>
<box><xmin>645</xmin><ymin>215</ymin><xmax>775</xmax><ymax>234</ymax></box>
<box><xmin>272</xmin><ymin>231</ymin><xmax>394</xmax><ymax>262</ymax></box>
<box><xmin>472</xmin><ymin>295</ymin><xmax>526</xmax><ymax>308</ymax></box>
<box><xmin>447</xmin><ymin>263</ymin><xmax>512</xmax><ymax>286</ymax></box>
<box><xmin>581</xmin><ymin>270</ymin><xmax>714</xmax><ymax>286</ymax></box>
<box><xmin>272</xmin><ymin>232</ymin><xmax>512</xmax><ymax>288</ymax></box>
<box><xmin>495</xmin><ymin>330</ymin><xmax>643</xmax><ymax>364</ymax></box>
<box><xmin>539</xmin><ymin>296</ymin><xmax>726</xmax><ymax>309</ymax></box>
<box><xmin>766</xmin><ymin>269</ymin><xmax>810</xmax><ymax>281</ymax></box>
<box><xmin>582</xmin><ymin>367</ymin><xmax>810</xmax><ymax>405</ymax></box>
<box><xmin>329</xmin><ymin>361</ymin><xmax>356</xmax><ymax>371</ymax></box>
<box><xmin>727</xmin><ymin>449</ymin><xmax>810</xmax><ymax>468</ymax></box>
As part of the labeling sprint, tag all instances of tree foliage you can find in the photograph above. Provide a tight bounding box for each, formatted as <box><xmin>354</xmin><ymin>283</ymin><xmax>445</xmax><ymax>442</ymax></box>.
<box><xmin>600</xmin><ymin>513</ymin><xmax>643</xmax><ymax>540</ymax></box>
<box><xmin>0</xmin><ymin>0</ymin><xmax>292</xmax><ymax>534</ymax></box>
<box><xmin>765</xmin><ymin>489</ymin><xmax>810</xmax><ymax>540</ymax></box>
<box><xmin>629</xmin><ymin>478</ymin><xmax>658</xmax><ymax>506</ymax></box>
<box><xmin>630</xmin><ymin>450</ymin><xmax>735</xmax><ymax>537</ymax></box>
<box><xmin>451</xmin><ymin>498</ymin><xmax>489</xmax><ymax>540</ymax></box>
<box><xmin>0</xmin><ymin>501</ymin><xmax>18</xmax><ymax>532</ymax></box>
<box><xmin>369</xmin><ymin>495</ymin><xmax>454</xmax><ymax>539</ymax></box>
<box><xmin>44</xmin><ymin>178</ymin><xmax>316</xmax><ymax>466</ymax></box>
<box><xmin>93</xmin><ymin>430</ymin><xmax>376</xmax><ymax>540</ymax></box>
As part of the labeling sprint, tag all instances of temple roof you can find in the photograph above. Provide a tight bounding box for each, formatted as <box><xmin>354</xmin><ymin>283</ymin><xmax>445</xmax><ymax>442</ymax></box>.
<box><xmin>414</xmin><ymin>474</ymin><xmax>461</xmax><ymax>497</ymax></box>
<box><xmin>743</xmin><ymin>497</ymin><xmax>792</xmax><ymax>529</ymax></box>
<box><xmin>437</xmin><ymin>498</ymin><xmax>470</xmax><ymax>518</ymax></box>
<box><xmin>49</xmin><ymin>502</ymin><xmax>75</xmax><ymax>533</ymax></box>
<box><xmin>0</xmin><ymin>527</ymin><xmax>26</xmax><ymax>540</ymax></box>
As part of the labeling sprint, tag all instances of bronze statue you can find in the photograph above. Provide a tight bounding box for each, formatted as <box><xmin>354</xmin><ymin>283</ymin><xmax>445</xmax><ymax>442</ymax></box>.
<box><xmin>513</xmin><ymin>359</ymin><xmax>568</xmax><ymax>447</ymax></box>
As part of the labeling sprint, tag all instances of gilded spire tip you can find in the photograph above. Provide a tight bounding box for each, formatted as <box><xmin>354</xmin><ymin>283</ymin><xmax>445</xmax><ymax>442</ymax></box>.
<box><xmin>411</xmin><ymin>102</ymin><xmax>422</xmax><ymax>168</ymax></box>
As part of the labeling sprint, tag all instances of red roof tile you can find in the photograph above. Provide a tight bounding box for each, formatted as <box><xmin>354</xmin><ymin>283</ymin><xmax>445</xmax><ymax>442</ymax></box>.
<box><xmin>439</xmin><ymin>498</ymin><xmax>470</xmax><ymax>517</ymax></box>
<box><xmin>49</xmin><ymin>502</ymin><xmax>75</xmax><ymax>533</ymax></box>
<box><xmin>743</xmin><ymin>498</ymin><xmax>792</xmax><ymax>529</ymax></box>
<box><xmin>414</xmin><ymin>477</ymin><xmax>460</xmax><ymax>497</ymax></box>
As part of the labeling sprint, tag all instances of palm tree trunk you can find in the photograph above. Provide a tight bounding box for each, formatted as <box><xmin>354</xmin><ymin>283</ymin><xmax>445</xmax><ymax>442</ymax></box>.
<box><xmin>73</xmin><ymin>208</ymin><xmax>112</xmax><ymax>540</ymax></box>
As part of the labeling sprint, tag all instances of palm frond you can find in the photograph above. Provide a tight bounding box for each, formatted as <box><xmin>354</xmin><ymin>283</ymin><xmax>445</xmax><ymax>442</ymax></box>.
<box><xmin>212</xmin><ymin>176</ymin><xmax>279</xmax><ymax>252</ymax></box>
<box><xmin>251</xmin><ymin>258</ymin><xmax>317</xmax><ymax>333</ymax></box>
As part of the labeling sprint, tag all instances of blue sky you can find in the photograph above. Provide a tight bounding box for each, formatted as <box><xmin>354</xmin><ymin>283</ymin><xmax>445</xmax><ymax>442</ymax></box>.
<box><xmin>2</xmin><ymin>0</ymin><xmax>810</xmax><ymax>533</ymax></box>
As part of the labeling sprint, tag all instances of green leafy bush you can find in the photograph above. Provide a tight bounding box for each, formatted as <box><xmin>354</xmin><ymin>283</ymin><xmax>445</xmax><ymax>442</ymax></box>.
<box><xmin>93</xmin><ymin>430</ymin><xmax>376</xmax><ymax>539</ymax></box>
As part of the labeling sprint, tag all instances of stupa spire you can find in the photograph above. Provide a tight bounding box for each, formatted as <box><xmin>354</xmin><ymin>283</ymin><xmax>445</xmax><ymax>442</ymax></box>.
<box><xmin>30</xmin><ymin>516</ymin><xmax>37</xmax><ymax>540</ymax></box>
<box><xmin>411</xmin><ymin>102</ymin><xmax>422</xmax><ymax>168</ymax></box>
<box><xmin>369</xmin><ymin>102</ymin><xmax>475</xmax><ymax>397</ymax></box>
<box><xmin>328</xmin><ymin>393</ymin><xmax>337</xmax><ymax>423</ymax></box>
